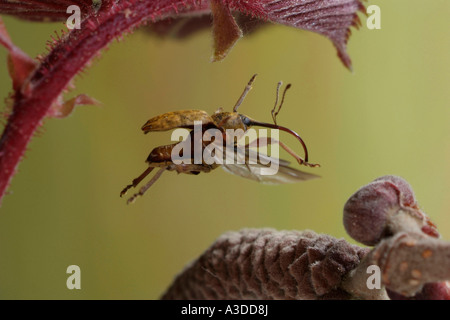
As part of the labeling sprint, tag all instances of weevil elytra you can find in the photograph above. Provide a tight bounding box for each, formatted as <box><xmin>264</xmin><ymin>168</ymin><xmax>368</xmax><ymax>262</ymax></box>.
<box><xmin>121</xmin><ymin>74</ymin><xmax>320</xmax><ymax>203</ymax></box>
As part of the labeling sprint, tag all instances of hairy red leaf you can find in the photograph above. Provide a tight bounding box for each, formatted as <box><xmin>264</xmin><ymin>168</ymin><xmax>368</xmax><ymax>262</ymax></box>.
<box><xmin>146</xmin><ymin>0</ymin><xmax>365</xmax><ymax>68</ymax></box>
<box><xmin>48</xmin><ymin>94</ymin><xmax>101</xmax><ymax>119</ymax></box>
<box><xmin>262</xmin><ymin>0</ymin><xmax>365</xmax><ymax>69</ymax></box>
<box><xmin>1</xmin><ymin>0</ymin><xmax>364</xmax><ymax>67</ymax></box>
<box><xmin>0</xmin><ymin>19</ymin><xmax>37</xmax><ymax>92</ymax></box>
<box><xmin>211</xmin><ymin>0</ymin><xmax>243</xmax><ymax>61</ymax></box>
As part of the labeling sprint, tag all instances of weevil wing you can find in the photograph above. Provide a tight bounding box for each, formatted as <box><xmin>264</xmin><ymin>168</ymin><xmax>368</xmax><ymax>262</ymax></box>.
<box><xmin>141</xmin><ymin>110</ymin><xmax>214</xmax><ymax>133</ymax></box>
<box><xmin>222</xmin><ymin>162</ymin><xmax>319</xmax><ymax>184</ymax></box>
<box><xmin>213</xmin><ymin>144</ymin><xmax>319</xmax><ymax>184</ymax></box>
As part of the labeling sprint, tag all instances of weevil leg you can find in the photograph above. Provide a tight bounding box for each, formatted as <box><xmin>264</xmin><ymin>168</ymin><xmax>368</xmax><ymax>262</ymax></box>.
<box><xmin>127</xmin><ymin>167</ymin><xmax>166</xmax><ymax>204</ymax></box>
<box><xmin>277</xmin><ymin>139</ymin><xmax>319</xmax><ymax>168</ymax></box>
<box><xmin>120</xmin><ymin>166</ymin><xmax>155</xmax><ymax>197</ymax></box>
<box><xmin>244</xmin><ymin>137</ymin><xmax>320</xmax><ymax>168</ymax></box>
<box><xmin>271</xmin><ymin>83</ymin><xmax>292</xmax><ymax>125</ymax></box>
<box><xmin>233</xmin><ymin>74</ymin><xmax>257</xmax><ymax>112</ymax></box>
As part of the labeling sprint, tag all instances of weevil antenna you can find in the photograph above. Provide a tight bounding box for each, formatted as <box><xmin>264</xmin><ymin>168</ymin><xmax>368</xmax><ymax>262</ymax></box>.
<box><xmin>271</xmin><ymin>81</ymin><xmax>282</xmax><ymax>125</ymax></box>
<box><xmin>233</xmin><ymin>74</ymin><xmax>257</xmax><ymax>112</ymax></box>
<box><xmin>271</xmin><ymin>83</ymin><xmax>291</xmax><ymax>125</ymax></box>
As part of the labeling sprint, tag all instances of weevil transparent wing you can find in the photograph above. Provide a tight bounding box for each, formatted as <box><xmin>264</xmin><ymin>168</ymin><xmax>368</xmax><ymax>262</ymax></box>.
<box><xmin>210</xmin><ymin>141</ymin><xmax>319</xmax><ymax>184</ymax></box>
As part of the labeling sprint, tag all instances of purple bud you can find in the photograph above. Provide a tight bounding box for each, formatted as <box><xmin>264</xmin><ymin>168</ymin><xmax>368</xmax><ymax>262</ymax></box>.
<box><xmin>373</xmin><ymin>175</ymin><xmax>417</xmax><ymax>208</ymax></box>
<box><xmin>343</xmin><ymin>176</ymin><xmax>439</xmax><ymax>246</ymax></box>
<box><xmin>344</xmin><ymin>180</ymin><xmax>402</xmax><ymax>246</ymax></box>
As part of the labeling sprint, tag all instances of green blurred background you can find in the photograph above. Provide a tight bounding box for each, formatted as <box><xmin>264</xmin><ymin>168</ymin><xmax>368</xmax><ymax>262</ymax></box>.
<box><xmin>0</xmin><ymin>0</ymin><xmax>449</xmax><ymax>299</ymax></box>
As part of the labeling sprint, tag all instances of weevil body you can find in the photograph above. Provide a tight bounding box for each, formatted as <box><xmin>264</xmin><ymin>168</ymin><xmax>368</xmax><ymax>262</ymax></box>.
<box><xmin>145</xmin><ymin>134</ymin><xmax>219</xmax><ymax>174</ymax></box>
<box><xmin>141</xmin><ymin>110</ymin><xmax>213</xmax><ymax>132</ymax></box>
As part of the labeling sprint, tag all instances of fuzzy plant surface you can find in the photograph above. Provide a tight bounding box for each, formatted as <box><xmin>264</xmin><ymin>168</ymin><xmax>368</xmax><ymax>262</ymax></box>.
<box><xmin>0</xmin><ymin>0</ymin><xmax>365</xmax><ymax>205</ymax></box>
<box><xmin>162</xmin><ymin>176</ymin><xmax>450</xmax><ymax>300</ymax></box>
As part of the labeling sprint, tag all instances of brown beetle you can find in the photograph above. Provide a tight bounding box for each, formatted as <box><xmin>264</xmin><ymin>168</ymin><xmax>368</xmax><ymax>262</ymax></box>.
<box><xmin>121</xmin><ymin>74</ymin><xmax>320</xmax><ymax>203</ymax></box>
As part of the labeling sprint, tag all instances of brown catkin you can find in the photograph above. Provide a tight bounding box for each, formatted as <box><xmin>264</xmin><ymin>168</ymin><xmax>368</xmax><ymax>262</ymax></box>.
<box><xmin>161</xmin><ymin>228</ymin><xmax>369</xmax><ymax>300</ymax></box>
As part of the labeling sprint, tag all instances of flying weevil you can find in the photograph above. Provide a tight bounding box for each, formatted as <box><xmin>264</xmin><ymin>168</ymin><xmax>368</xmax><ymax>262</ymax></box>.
<box><xmin>121</xmin><ymin>74</ymin><xmax>320</xmax><ymax>203</ymax></box>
